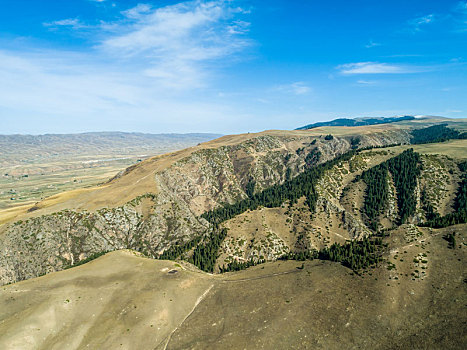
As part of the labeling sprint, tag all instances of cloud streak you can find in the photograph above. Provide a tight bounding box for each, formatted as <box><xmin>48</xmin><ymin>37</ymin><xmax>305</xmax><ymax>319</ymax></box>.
<box><xmin>43</xmin><ymin>18</ymin><xmax>88</xmax><ymax>30</ymax></box>
<box><xmin>337</xmin><ymin>62</ymin><xmax>424</xmax><ymax>75</ymax></box>
<box><xmin>273</xmin><ymin>82</ymin><xmax>311</xmax><ymax>95</ymax></box>
<box><xmin>365</xmin><ymin>40</ymin><xmax>381</xmax><ymax>49</ymax></box>
<box><xmin>0</xmin><ymin>1</ymin><xmax>254</xmax><ymax>133</ymax></box>
<box><xmin>408</xmin><ymin>14</ymin><xmax>435</xmax><ymax>32</ymax></box>
<box><xmin>357</xmin><ymin>80</ymin><xmax>377</xmax><ymax>85</ymax></box>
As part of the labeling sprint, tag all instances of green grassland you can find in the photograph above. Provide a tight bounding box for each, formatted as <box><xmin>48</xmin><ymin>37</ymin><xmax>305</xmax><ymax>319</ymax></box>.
<box><xmin>305</xmin><ymin>117</ymin><xmax>467</xmax><ymax>137</ymax></box>
<box><xmin>381</xmin><ymin>139</ymin><xmax>467</xmax><ymax>159</ymax></box>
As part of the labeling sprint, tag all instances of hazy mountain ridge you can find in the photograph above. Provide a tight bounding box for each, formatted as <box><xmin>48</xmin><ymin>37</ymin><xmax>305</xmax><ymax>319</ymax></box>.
<box><xmin>296</xmin><ymin>115</ymin><xmax>416</xmax><ymax>130</ymax></box>
<box><xmin>0</xmin><ymin>132</ymin><xmax>222</xmax><ymax>211</ymax></box>
<box><xmin>0</xmin><ymin>132</ymin><xmax>222</xmax><ymax>166</ymax></box>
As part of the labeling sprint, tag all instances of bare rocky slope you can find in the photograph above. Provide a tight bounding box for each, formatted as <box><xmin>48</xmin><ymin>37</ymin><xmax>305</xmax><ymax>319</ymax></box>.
<box><xmin>0</xmin><ymin>127</ymin><xmax>411</xmax><ymax>285</ymax></box>
<box><xmin>0</xmin><ymin>119</ymin><xmax>466</xmax><ymax>285</ymax></box>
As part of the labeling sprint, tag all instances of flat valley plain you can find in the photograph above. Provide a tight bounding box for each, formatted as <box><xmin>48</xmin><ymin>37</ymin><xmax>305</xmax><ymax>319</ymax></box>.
<box><xmin>0</xmin><ymin>132</ymin><xmax>221</xmax><ymax>211</ymax></box>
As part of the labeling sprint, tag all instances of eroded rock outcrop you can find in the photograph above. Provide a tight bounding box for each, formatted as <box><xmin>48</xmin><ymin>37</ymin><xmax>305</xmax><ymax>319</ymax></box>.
<box><xmin>0</xmin><ymin>130</ymin><xmax>416</xmax><ymax>284</ymax></box>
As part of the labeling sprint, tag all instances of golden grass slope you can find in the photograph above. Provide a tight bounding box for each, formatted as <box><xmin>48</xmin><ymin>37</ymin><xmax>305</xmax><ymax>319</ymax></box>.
<box><xmin>0</xmin><ymin>250</ymin><xmax>214</xmax><ymax>350</ymax></box>
<box><xmin>1</xmin><ymin>223</ymin><xmax>465</xmax><ymax>349</ymax></box>
<box><xmin>0</xmin><ymin>129</ymin><xmax>323</xmax><ymax>224</ymax></box>
<box><xmin>387</xmin><ymin>139</ymin><xmax>467</xmax><ymax>159</ymax></box>
<box><xmin>1</xmin><ymin>121</ymin><xmax>465</xmax><ymax>226</ymax></box>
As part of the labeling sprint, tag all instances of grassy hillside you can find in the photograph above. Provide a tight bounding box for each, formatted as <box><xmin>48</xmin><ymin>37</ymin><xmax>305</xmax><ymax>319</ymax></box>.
<box><xmin>1</xmin><ymin>119</ymin><xmax>466</xmax><ymax>349</ymax></box>
<box><xmin>1</xmin><ymin>120</ymin><xmax>466</xmax><ymax>286</ymax></box>
<box><xmin>1</xmin><ymin>222</ymin><xmax>465</xmax><ymax>349</ymax></box>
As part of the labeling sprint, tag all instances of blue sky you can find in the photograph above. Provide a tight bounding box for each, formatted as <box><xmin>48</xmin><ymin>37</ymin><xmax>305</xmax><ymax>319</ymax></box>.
<box><xmin>1</xmin><ymin>0</ymin><xmax>466</xmax><ymax>134</ymax></box>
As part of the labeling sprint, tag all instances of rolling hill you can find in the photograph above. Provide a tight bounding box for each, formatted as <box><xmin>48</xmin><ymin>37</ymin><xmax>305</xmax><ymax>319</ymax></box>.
<box><xmin>0</xmin><ymin>117</ymin><xmax>466</xmax><ymax>349</ymax></box>
<box><xmin>296</xmin><ymin>115</ymin><xmax>417</xmax><ymax>130</ymax></box>
<box><xmin>1</xmin><ymin>222</ymin><xmax>465</xmax><ymax>349</ymax></box>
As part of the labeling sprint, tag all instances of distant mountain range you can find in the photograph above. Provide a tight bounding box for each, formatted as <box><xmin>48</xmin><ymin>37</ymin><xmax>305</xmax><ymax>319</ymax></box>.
<box><xmin>296</xmin><ymin>116</ymin><xmax>416</xmax><ymax>130</ymax></box>
<box><xmin>0</xmin><ymin>132</ymin><xmax>222</xmax><ymax>166</ymax></box>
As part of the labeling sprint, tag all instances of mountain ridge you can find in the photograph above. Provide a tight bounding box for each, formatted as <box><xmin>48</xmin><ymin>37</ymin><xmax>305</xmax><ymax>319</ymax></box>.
<box><xmin>0</xmin><ymin>118</ymin><xmax>466</xmax><ymax>349</ymax></box>
<box><xmin>1</xmin><ymin>118</ymin><xmax>466</xmax><ymax>285</ymax></box>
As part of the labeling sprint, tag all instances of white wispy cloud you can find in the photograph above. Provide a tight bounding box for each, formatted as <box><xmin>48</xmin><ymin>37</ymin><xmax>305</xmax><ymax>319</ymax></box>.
<box><xmin>121</xmin><ymin>3</ymin><xmax>152</xmax><ymax>19</ymax></box>
<box><xmin>337</xmin><ymin>62</ymin><xmax>422</xmax><ymax>75</ymax></box>
<box><xmin>408</xmin><ymin>14</ymin><xmax>435</xmax><ymax>31</ymax></box>
<box><xmin>357</xmin><ymin>80</ymin><xmax>377</xmax><ymax>85</ymax></box>
<box><xmin>365</xmin><ymin>40</ymin><xmax>381</xmax><ymax>48</ymax></box>
<box><xmin>273</xmin><ymin>82</ymin><xmax>311</xmax><ymax>95</ymax></box>
<box><xmin>98</xmin><ymin>0</ymin><xmax>251</xmax><ymax>88</ymax></box>
<box><xmin>43</xmin><ymin>18</ymin><xmax>88</xmax><ymax>30</ymax></box>
<box><xmin>0</xmin><ymin>1</ymin><xmax>254</xmax><ymax>133</ymax></box>
<box><xmin>228</xmin><ymin>20</ymin><xmax>250</xmax><ymax>34</ymax></box>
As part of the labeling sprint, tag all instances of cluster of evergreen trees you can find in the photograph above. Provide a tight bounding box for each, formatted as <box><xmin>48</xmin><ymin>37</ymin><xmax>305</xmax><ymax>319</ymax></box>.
<box><xmin>158</xmin><ymin>229</ymin><xmax>228</xmax><ymax>273</ymax></box>
<box><xmin>359</xmin><ymin>163</ymin><xmax>389</xmax><ymax>230</ymax></box>
<box><xmin>220</xmin><ymin>235</ymin><xmax>385</xmax><ymax>273</ymax></box>
<box><xmin>278</xmin><ymin>235</ymin><xmax>384</xmax><ymax>272</ymax></box>
<box><xmin>422</xmin><ymin>161</ymin><xmax>467</xmax><ymax>228</ymax></box>
<box><xmin>411</xmin><ymin>124</ymin><xmax>467</xmax><ymax>144</ymax></box>
<box><xmin>158</xmin><ymin>235</ymin><xmax>202</xmax><ymax>261</ymax></box>
<box><xmin>350</xmin><ymin>137</ymin><xmax>361</xmax><ymax>149</ymax></box>
<box><xmin>189</xmin><ymin>228</ymin><xmax>227</xmax><ymax>272</ymax></box>
<box><xmin>201</xmin><ymin>150</ymin><xmax>357</xmax><ymax>225</ymax></box>
<box><xmin>319</xmin><ymin>236</ymin><xmax>384</xmax><ymax>271</ymax></box>
<box><xmin>358</xmin><ymin>149</ymin><xmax>421</xmax><ymax>229</ymax></box>
<box><xmin>219</xmin><ymin>257</ymin><xmax>266</xmax><ymax>272</ymax></box>
<box><xmin>245</xmin><ymin>179</ymin><xmax>256</xmax><ymax>199</ymax></box>
<box><xmin>304</xmin><ymin>148</ymin><xmax>321</xmax><ymax>167</ymax></box>
<box><xmin>387</xmin><ymin>149</ymin><xmax>421</xmax><ymax>223</ymax></box>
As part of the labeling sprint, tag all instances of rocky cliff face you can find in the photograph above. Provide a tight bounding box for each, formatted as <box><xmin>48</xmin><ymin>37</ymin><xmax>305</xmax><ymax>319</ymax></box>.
<box><xmin>0</xmin><ymin>129</ymin><xmax>418</xmax><ymax>285</ymax></box>
<box><xmin>214</xmin><ymin>148</ymin><xmax>461</xmax><ymax>270</ymax></box>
